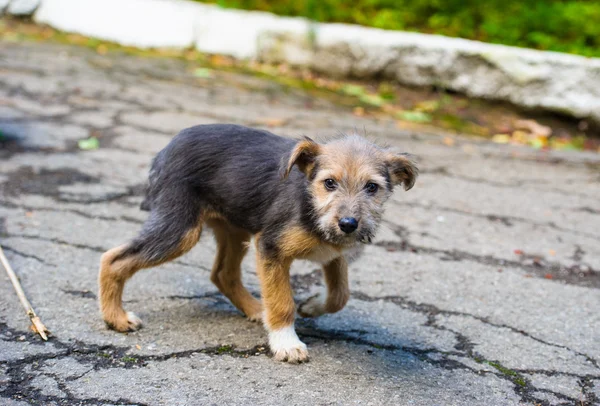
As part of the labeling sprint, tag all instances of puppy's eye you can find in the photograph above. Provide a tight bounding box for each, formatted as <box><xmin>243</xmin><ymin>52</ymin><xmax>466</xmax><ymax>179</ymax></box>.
<box><xmin>365</xmin><ymin>182</ymin><xmax>379</xmax><ymax>194</ymax></box>
<box><xmin>324</xmin><ymin>179</ymin><xmax>337</xmax><ymax>191</ymax></box>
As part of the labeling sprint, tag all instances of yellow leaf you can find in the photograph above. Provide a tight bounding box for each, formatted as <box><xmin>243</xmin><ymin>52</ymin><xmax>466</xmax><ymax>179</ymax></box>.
<box><xmin>96</xmin><ymin>44</ymin><xmax>108</xmax><ymax>55</ymax></box>
<box><xmin>443</xmin><ymin>136</ymin><xmax>455</xmax><ymax>146</ymax></box>
<box><xmin>492</xmin><ymin>134</ymin><xmax>510</xmax><ymax>144</ymax></box>
<box><xmin>353</xmin><ymin>106</ymin><xmax>365</xmax><ymax>117</ymax></box>
<box><xmin>511</xmin><ymin>130</ymin><xmax>530</xmax><ymax>144</ymax></box>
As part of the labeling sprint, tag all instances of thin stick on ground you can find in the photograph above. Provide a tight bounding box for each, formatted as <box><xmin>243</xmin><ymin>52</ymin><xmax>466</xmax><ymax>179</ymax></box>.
<box><xmin>0</xmin><ymin>245</ymin><xmax>50</xmax><ymax>340</ymax></box>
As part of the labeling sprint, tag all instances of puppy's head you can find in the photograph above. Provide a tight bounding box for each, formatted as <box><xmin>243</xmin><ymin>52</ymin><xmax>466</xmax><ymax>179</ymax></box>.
<box><xmin>283</xmin><ymin>135</ymin><xmax>418</xmax><ymax>246</ymax></box>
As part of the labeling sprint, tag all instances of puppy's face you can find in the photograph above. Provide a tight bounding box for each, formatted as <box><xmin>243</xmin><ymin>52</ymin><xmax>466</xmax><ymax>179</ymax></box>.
<box><xmin>284</xmin><ymin>135</ymin><xmax>417</xmax><ymax>246</ymax></box>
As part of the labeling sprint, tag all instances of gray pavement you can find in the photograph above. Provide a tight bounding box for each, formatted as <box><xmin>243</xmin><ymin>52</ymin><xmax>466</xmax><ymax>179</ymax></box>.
<box><xmin>0</xmin><ymin>41</ymin><xmax>599</xmax><ymax>406</ymax></box>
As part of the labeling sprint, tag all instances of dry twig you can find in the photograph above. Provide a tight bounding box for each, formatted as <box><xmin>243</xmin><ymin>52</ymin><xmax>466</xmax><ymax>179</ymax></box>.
<box><xmin>0</xmin><ymin>245</ymin><xmax>50</xmax><ymax>340</ymax></box>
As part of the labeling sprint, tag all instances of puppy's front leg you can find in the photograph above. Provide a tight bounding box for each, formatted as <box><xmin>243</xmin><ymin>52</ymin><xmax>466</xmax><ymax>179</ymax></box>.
<box><xmin>256</xmin><ymin>249</ymin><xmax>308</xmax><ymax>363</ymax></box>
<box><xmin>299</xmin><ymin>256</ymin><xmax>349</xmax><ymax>318</ymax></box>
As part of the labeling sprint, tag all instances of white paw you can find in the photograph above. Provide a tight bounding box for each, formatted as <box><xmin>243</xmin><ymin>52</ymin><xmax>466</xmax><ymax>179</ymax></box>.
<box><xmin>125</xmin><ymin>311</ymin><xmax>143</xmax><ymax>331</ymax></box>
<box><xmin>268</xmin><ymin>326</ymin><xmax>309</xmax><ymax>363</ymax></box>
<box><xmin>298</xmin><ymin>294</ymin><xmax>326</xmax><ymax>318</ymax></box>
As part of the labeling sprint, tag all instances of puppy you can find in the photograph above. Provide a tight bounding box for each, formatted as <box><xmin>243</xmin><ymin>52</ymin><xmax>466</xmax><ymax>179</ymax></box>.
<box><xmin>99</xmin><ymin>124</ymin><xmax>417</xmax><ymax>363</ymax></box>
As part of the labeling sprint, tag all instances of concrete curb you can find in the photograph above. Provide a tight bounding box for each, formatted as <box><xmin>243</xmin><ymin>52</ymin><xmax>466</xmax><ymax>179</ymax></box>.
<box><xmin>6</xmin><ymin>0</ymin><xmax>600</xmax><ymax>122</ymax></box>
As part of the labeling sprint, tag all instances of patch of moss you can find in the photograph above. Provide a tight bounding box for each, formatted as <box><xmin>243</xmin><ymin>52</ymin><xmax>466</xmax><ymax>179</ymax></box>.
<box><xmin>216</xmin><ymin>345</ymin><xmax>234</xmax><ymax>354</ymax></box>
<box><xmin>485</xmin><ymin>361</ymin><xmax>527</xmax><ymax>388</ymax></box>
<box><xmin>121</xmin><ymin>356</ymin><xmax>138</xmax><ymax>363</ymax></box>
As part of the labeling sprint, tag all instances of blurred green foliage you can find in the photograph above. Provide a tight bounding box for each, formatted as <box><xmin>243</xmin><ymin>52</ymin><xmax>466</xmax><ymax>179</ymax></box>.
<box><xmin>198</xmin><ymin>0</ymin><xmax>600</xmax><ymax>57</ymax></box>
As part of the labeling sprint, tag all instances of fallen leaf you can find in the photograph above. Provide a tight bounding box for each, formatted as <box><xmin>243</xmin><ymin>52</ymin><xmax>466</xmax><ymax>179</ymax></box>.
<box><xmin>514</xmin><ymin>249</ymin><xmax>524</xmax><ymax>255</ymax></box>
<box><xmin>25</xmin><ymin>212</ymin><xmax>33</xmax><ymax>217</ymax></box>
<box><xmin>511</xmin><ymin>130</ymin><xmax>530</xmax><ymax>144</ymax></box>
<box><xmin>548</xmin><ymin>249</ymin><xmax>556</xmax><ymax>256</ymax></box>
<box><xmin>96</xmin><ymin>44</ymin><xmax>108</xmax><ymax>55</ymax></box>
<box><xmin>78</xmin><ymin>137</ymin><xmax>99</xmax><ymax>150</ymax></box>
<box><xmin>514</xmin><ymin>119</ymin><xmax>551</xmax><ymax>137</ymax></box>
<box><xmin>210</xmin><ymin>55</ymin><xmax>234</xmax><ymax>67</ymax></box>
<box><xmin>530</xmin><ymin>135</ymin><xmax>548</xmax><ymax>149</ymax></box>
<box><xmin>135</xmin><ymin>344</ymin><xmax>141</xmax><ymax>350</ymax></box>
<box><xmin>193</xmin><ymin>68</ymin><xmax>213</xmax><ymax>79</ymax></box>
<box><xmin>353</xmin><ymin>106</ymin><xmax>365</xmax><ymax>117</ymax></box>
<box><xmin>443</xmin><ymin>136</ymin><xmax>455</xmax><ymax>146</ymax></box>
<box><xmin>397</xmin><ymin>111</ymin><xmax>432</xmax><ymax>123</ymax></box>
<box><xmin>359</xmin><ymin>94</ymin><xmax>384</xmax><ymax>107</ymax></box>
<box><xmin>544</xmin><ymin>273</ymin><xmax>553</xmax><ymax>279</ymax></box>
<box><xmin>415</xmin><ymin>99</ymin><xmax>440</xmax><ymax>112</ymax></box>
<box><xmin>492</xmin><ymin>134</ymin><xmax>510</xmax><ymax>144</ymax></box>
<box><xmin>340</xmin><ymin>84</ymin><xmax>366</xmax><ymax>97</ymax></box>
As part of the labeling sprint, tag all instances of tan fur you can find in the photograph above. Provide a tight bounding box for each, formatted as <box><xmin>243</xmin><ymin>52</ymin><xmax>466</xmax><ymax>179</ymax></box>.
<box><xmin>278</xmin><ymin>225</ymin><xmax>346</xmax><ymax>264</ymax></box>
<box><xmin>322</xmin><ymin>257</ymin><xmax>349</xmax><ymax>313</ymax></box>
<box><xmin>283</xmin><ymin>137</ymin><xmax>321</xmax><ymax>178</ymax></box>
<box><xmin>206</xmin><ymin>219</ymin><xmax>262</xmax><ymax>321</ymax></box>
<box><xmin>297</xmin><ymin>257</ymin><xmax>349</xmax><ymax>318</ymax></box>
<box><xmin>386</xmin><ymin>153</ymin><xmax>418</xmax><ymax>190</ymax></box>
<box><xmin>255</xmin><ymin>235</ymin><xmax>295</xmax><ymax>330</ymax></box>
<box><xmin>99</xmin><ymin>223</ymin><xmax>203</xmax><ymax>331</ymax></box>
<box><xmin>278</xmin><ymin>226</ymin><xmax>325</xmax><ymax>257</ymax></box>
<box><xmin>304</xmin><ymin>137</ymin><xmax>396</xmax><ymax>245</ymax></box>
<box><xmin>98</xmin><ymin>245</ymin><xmax>143</xmax><ymax>331</ymax></box>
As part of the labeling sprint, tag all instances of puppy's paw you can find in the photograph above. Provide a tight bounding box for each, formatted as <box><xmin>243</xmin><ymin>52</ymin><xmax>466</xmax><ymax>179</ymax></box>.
<box><xmin>246</xmin><ymin>310</ymin><xmax>264</xmax><ymax>323</ymax></box>
<box><xmin>298</xmin><ymin>294</ymin><xmax>326</xmax><ymax>318</ymax></box>
<box><xmin>105</xmin><ymin>311</ymin><xmax>143</xmax><ymax>332</ymax></box>
<box><xmin>269</xmin><ymin>326</ymin><xmax>309</xmax><ymax>364</ymax></box>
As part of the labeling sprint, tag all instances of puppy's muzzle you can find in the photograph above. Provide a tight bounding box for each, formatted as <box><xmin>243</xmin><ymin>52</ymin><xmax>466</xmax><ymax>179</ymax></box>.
<box><xmin>338</xmin><ymin>217</ymin><xmax>358</xmax><ymax>234</ymax></box>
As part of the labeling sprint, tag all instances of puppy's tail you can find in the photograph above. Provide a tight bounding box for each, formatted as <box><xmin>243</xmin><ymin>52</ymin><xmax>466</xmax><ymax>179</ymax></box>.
<box><xmin>140</xmin><ymin>152</ymin><xmax>165</xmax><ymax>211</ymax></box>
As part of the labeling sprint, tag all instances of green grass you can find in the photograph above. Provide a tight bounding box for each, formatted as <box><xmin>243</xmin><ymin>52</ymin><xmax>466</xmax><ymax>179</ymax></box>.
<box><xmin>216</xmin><ymin>345</ymin><xmax>234</xmax><ymax>354</ymax></box>
<box><xmin>121</xmin><ymin>356</ymin><xmax>138</xmax><ymax>363</ymax></box>
<box><xmin>196</xmin><ymin>0</ymin><xmax>600</xmax><ymax>58</ymax></box>
<box><xmin>484</xmin><ymin>361</ymin><xmax>527</xmax><ymax>387</ymax></box>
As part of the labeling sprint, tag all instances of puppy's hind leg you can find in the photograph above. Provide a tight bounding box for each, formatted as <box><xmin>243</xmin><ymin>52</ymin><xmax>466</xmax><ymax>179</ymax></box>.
<box><xmin>99</xmin><ymin>190</ymin><xmax>203</xmax><ymax>332</ymax></box>
<box><xmin>208</xmin><ymin>219</ymin><xmax>262</xmax><ymax>321</ymax></box>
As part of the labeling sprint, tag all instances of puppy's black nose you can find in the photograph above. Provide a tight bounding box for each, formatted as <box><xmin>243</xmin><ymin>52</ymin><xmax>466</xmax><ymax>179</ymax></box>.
<box><xmin>338</xmin><ymin>217</ymin><xmax>358</xmax><ymax>234</ymax></box>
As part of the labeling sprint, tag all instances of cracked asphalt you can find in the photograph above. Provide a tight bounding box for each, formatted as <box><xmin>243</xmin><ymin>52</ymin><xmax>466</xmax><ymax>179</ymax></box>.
<box><xmin>1</xmin><ymin>40</ymin><xmax>599</xmax><ymax>406</ymax></box>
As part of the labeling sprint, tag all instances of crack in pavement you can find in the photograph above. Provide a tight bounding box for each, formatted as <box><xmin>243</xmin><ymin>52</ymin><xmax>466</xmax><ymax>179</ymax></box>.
<box><xmin>4</xmin><ymin>228</ymin><xmax>598</xmax><ymax>371</ymax></box>
<box><xmin>377</xmin><ymin>223</ymin><xmax>600</xmax><ymax>288</ymax></box>
<box><xmin>350</xmin><ymin>291</ymin><xmax>600</xmax><ymax>373</ymax></box>
<box><xmin>2</xmin><ymin>265</ymin><xmax>596</xmax><ymax>405</ymax></box>
<box><xmin>1</xmin><ymin>244</ymin><xmax>51</xmax><ymax>265</ymax></box>
<box><xmin>390</xmin><ymin>200</ymin><xmax>600</xmax><ymax>241</ymax></box>
<box><xmin>0</xmin><ymin>199</ymin><xmax>145</xmax><ymax>225</ymax></box>
<box><xmin>575</xmin><ymin>207</ymin><xmax>600</xmax><ymax>215</ymax></box>
<box><xmin>1</xmin><ymin>315</ymin><xmax>590</xmax><ymax>406</ymax></box>
<box><xmin>3</xmin><ymin>233</ymin><xmax>107</xmax><ymax>253</ymax></box>
<box><xmin>420</xmin><ymin>167</ymin><xmax>599</xmax><ymax>201</ymax></box>
<box><xmin>296</xmin><ymin>321</ymin><xmax>591</xmax><ymax>405</ymax></box>
<box><xmin>145</xmin><ymin>284</ymin><xmax>600</xmax><ymax>403</ymax></box>
<box><xmin>0</xmin><ymin>322</ymin><xmax>265</xmax><ymax>405</ymax></box>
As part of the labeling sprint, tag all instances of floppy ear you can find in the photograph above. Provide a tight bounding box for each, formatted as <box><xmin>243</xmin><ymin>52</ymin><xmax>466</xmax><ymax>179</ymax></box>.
<box><xmin>386</xmin><ymin>153</ymin><xmax>418</xmax><ymax>190</ymax></box>
<box><xmin>282</xmin><ymin>137</ymin><xmax>321</xmax><ymax>179</ymax></box>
